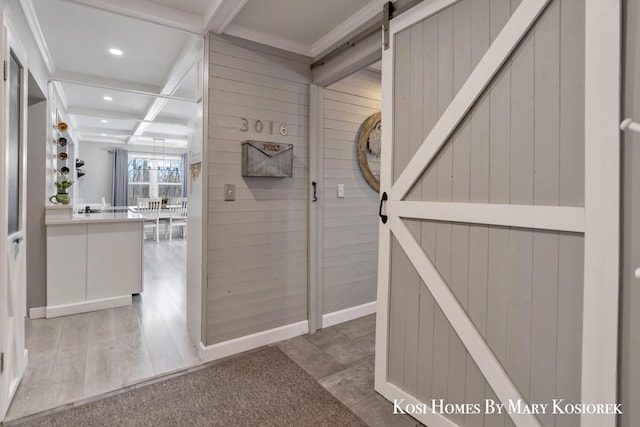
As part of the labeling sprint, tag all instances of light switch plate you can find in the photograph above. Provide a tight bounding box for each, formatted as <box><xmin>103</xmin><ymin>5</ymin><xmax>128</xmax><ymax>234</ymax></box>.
<box><xmin>224</xmin><ymin>184</ymin><xmax>236</xmax><ymax>201</ymax></box>
<box><xmin>337</xmin><ymin>184</ymin><xmax>345</xmax><ymax>198</ymax></box>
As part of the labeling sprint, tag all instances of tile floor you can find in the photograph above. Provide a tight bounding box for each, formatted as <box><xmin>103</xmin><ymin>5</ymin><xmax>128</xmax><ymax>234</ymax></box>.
<box><xmin>277</xmin><ymin>316</ymin><xmax>423</xmax><ymax>427</ymax></box>
<box><xmin>4</xmin><ymin>237</ymin><xmax>422</xmax><ymax>426</ymax></box>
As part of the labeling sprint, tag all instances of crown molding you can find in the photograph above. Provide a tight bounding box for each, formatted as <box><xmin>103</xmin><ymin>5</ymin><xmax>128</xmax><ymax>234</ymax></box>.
<box><xmin>63</xmin><ymin>0</ymin><xmax>203</xmax><ymax>34</ymax></box>
<box><xmin>224</xmin><ymin>24</ymin><xmax>312</xmax><ymax>57</ymax></box>
<box><xmin>19</xmin><ymin>0</ymin><xmax>56</xmax><ymax>75</ymax></box>
<box><xmin>311</xmin><ymin>0</ymin><xmax>386</xmax><ymax>58</ymax></box>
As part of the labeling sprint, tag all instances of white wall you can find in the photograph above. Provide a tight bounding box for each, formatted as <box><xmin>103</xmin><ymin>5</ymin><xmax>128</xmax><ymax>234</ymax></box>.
<box><xmin>76</xmin><ymin>142</ymin><xmax>113</xmax><ymax>205</ymax></box>
<box><xmin>322</xmin><ymin>69</ymin><xmax>380</xmax><ymax>315</ymax></box>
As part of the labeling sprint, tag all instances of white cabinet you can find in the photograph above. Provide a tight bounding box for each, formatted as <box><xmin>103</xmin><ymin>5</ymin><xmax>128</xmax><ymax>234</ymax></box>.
<box><xmin>46</xmin><ymin>214</ymin><xmax>143</xmax><ymax>317</ymax></box>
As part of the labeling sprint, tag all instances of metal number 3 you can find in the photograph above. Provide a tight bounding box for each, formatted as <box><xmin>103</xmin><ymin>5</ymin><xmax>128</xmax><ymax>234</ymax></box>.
<box><xmin>240</xmin><ymin>118</ymin><xmax>249</xmax><ymax>132</ymax></box>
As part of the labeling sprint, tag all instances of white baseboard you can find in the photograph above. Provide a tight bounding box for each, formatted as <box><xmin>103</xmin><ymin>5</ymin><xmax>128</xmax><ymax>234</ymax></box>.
<box><xmin>28</xmin><ymin>307</ymin><xmax>46</xmax><ymax>319</ymax></box>
<box><xmin>322</xmin><ymin>301</ymin><xmax>376</xmax><ymax>328</ymax></box>
<box><xmin>45</xmin><ymin>295</ymin><xmax>132</xmax><ymax>318</ymax></box>
<box><xmin>199</xmin><ymin>320</ymin><xmax>309</xmax><ymax>362</ymax></box>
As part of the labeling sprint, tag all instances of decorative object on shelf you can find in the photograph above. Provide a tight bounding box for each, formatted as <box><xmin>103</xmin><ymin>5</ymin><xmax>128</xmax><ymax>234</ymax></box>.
<box><xmin>76</xmin><ymin>159</ymin><xmax>84</xmax><ymax>168</ymax></box>
<box><xmin>77</xmin><ymin>169</ymin><xmax>85</xmax><ymax>178</ymax></box>
<box><xmin>57</xmin><ymin>122</ymin><xmax>68</xmax><ymax>132</ymax></box>
<box><xmin>356</xmin><ymin>111</ymin><xmax>381</xmax><ymax>192</ymax></box>
<box><xmin>58</xmin><ymin>152</ymin><xmax>68</xmax><ymax>160</ymax></box>
<box><xmin>59</xmin><ymin>166</ymin><xmax>70</xmax><ymax>174</ymax></box>
<box><xmin>57</xmin><ymin>137</ymin><xmax>68</xmax><ymax>146</ymax></box>
<box><xmin>50</xmin><ymin>173</ymin><xmax>74</xmax><ymax>205</ymax></box>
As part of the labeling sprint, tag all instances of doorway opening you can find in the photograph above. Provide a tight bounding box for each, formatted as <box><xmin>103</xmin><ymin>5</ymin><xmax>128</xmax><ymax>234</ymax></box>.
<box><xmin>3</xmin><ymin>1</ymin><xmax>205</xmax><ymax>421</ymax></box>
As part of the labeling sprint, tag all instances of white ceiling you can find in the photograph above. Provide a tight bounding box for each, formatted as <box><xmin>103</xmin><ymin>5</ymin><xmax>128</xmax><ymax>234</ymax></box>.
<box><xmin>24</xmin><ymin>0</ymin><xmax>385</xmax><ymax>149</ymax></box>
<box><xmin>232</xmin><ymin>0</ymin><xmax>370</xmax><ymax>46</ymax></box>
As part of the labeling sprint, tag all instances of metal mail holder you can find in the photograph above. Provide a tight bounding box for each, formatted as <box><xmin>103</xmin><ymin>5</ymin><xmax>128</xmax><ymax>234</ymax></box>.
<box><xmin>241</xmin><ymin>140</ymin><xmax>293</xmax><ymax>177</ymax></box>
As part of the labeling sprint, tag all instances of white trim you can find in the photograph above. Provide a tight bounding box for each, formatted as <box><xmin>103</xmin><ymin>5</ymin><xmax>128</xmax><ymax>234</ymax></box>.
<box><xmin>581</xmin><ymin>1</ymin><xmax>620</xmax><ymax>426</ymax></box>
<box><xmin>28</xmin><ymin>307</ymin><xmax>45</xmax><ymax>319</ymax></box>
<box><xmin>205</xmin><ymin>0</ymin><xmax>248</xmax><ymax>34</ymax></box>
<box><xmin>198</xmin><ymin>321</ymin><xmax>309</xmax><ymax>362</ymax></box>
<box><xmin>223</xmin><ymin>24</ymin><xmax>312</xmax><ymax>57</ymax></box>
<box><xmin>308</xmin><ymin>84</ymin><xmax>320</xmax><ymax>333</ymax></box>
<box><xmin>388</xmin><ymin>201</ymin><xmax>585</xmax><ymax>233</ymax></box>
<box><xmin>374</xmin><ymin>27</ymin><xmax>394</xmax><ymax>393</ymax></box>
<box><xmin>311</xmin><ymin>0</ymin><xmax>386</xmax><ymax>57</ymax></box>
<box><xmin>390</xmin><ymin>0</ymin><xmax>551</xmax><ymax>201</ymax></box>
<box><xmin>65</xmin><ymin>0</ymin><xmax>203</xmax><ymax>34</ymax></box>
<box><xmin>388</xmin><ymin>0</ymin><xmax>461</xmax><ymax>34</ymax></box>
<box><xmin>322</xmin><ymin>301</ymin><xmax>376</xmax><ymax>328</ymax></box>
<box><xmin>376</xmin><ymin>382</ymin><xmax>458</xmax><ymax>427</ymax></box>
<box><xmin>45</xmin><ymin>295</ymin><xmax>132</xmax><ymax>318</ymax></box>
<box><xmin>18</xmin><ymin>0</ymin><xmax>56</xmax><ymax>75</ymax></box>
<box><xmin>390</xmin><ymin>217</ymin><xmax>539</xmax><ymax>426</ymax></box>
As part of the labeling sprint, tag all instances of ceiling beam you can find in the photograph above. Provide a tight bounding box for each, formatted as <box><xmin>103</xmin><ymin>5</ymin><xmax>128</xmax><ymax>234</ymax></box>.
<box><xmin>128</xmin><ymin>36</ymin><xmax>202</xmax><ymax>143</ymax></box>
<box><xmin>311</xmin><ymin>0</ymin><xmax>387</xmax><ymax>58</ymax></box>
<box><xmin>79</xmin><ymin>128</ymin><xmax>187</xmax><ymax>139</ymax></box>
<box><xmin>224</xmin><ymin>24</ymin><xmax>312</xmax><ymax>57</ymax></box>
<box><xmin>67</xmin><ymin>107</ymin><xmax>189</xmax><ymax>126</ymax></box>
<box><xmin>53</xmin><ymin>70</ymin><xmax>161</xmax><ymax>96</ymax></box>
<box><xmin>204</xmin><ymin>0</ymin><xmax>249</xmax><ymax>34</ymax></box>
<box><xmin>63</xmin><ymin>0</ymin><xmax>203</xmax><ymax>34</ymax></box>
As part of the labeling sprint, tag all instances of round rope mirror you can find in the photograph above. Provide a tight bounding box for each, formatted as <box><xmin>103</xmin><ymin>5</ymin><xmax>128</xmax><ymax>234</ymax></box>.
<box><xmin>356</xmin><ymin>112</ymin><xmax>381</xmax><ymax>192</ymax></box>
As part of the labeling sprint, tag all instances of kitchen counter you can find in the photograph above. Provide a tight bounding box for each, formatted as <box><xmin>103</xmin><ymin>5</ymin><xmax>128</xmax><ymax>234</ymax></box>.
<box><xmin>45</xmin><ymin>208</ymin><xmax>144</xmax><ymax>317</ymax></box>
<box><xmin>45</xmin><ymin>211</ymin><xmax>143</xmax><ymax>225</ymax></box>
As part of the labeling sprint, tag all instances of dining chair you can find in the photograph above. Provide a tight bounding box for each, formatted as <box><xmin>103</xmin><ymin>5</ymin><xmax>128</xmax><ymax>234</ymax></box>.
<box><xmin>168</xmin><ymin>198</ymin><xmax>187</xmax><ymax>241</ymax></box>
<box><xmin>137</xmin><ymin>197</ymin><xmax>162</xmax><ymax>242</ymax></box>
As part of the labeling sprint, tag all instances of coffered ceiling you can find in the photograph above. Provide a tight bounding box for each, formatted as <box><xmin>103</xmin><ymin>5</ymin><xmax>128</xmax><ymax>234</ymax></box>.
<box><xmin>22</xmin><ymin>0</ymin><xmax>385</xmax><ymax>148</ymax></box>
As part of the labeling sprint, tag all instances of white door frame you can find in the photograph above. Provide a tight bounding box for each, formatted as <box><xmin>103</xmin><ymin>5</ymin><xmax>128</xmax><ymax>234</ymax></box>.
<box><xmin>374</xmin><ymin>1</ymin><xmax>620</xmax><ymax>426</ymax></box>
<box><xmin>0</xmin><ymin>12</ymin><xmax>30</xmax><ymax>421</ymax></box>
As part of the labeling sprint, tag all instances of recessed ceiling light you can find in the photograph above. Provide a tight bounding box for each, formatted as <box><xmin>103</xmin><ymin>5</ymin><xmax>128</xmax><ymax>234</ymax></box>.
<box><xmin>103</xmin><ymin>96</ymin><xmax>112</xmax><ymax>101</ymax></box>
<box><xmin>101</xmin><ymin>120</ymin><xmax>108</xmax><ymax>123</ymax></box>
<box><xmin>109</xmin><ymin>48</ymin><xmax>123</xmax><ymax>56</ymax></box>
<box><xmin>100</xmin><ymin>133</ymin><xmax>107</xmax><ymax>136</ymax></box>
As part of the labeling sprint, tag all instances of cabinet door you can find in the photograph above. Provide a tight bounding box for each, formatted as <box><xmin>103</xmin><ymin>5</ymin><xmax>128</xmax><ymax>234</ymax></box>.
<box><xmin>46</xmin><ymin>224</ymin><xmax>87</xmax><ymax>306</ymax></box>
<box><xmin>87</xmin><ymin>222</ymin><xmax>142</xmax><ymax>300</ymax></box>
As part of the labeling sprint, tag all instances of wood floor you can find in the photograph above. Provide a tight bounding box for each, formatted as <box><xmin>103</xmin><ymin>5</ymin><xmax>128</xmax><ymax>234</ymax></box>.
<box><xmin>4</xmin><ymin>239</ymin><xmax>199</xmax><ymax>422</ymax></box>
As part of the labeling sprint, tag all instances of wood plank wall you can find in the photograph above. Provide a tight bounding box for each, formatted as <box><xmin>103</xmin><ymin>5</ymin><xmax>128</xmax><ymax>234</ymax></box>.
<box><xmin>387</xmin><ymin>1</ymin><xmax>585</xmax><ymax>426</ymax></box>
<box><xmin>206</xmin><ymin>35</ymin><xmax>311</xmax><ymax>345</ymax></box>
<box><xmin>322</xmin><ymin>70</ymin><xmax>381</xmax><ymax>315</ymax></box>
<box><xmin>621</xmin><ymin>0</ymin><xmax>640</xmax><ymax>425</ymax></box>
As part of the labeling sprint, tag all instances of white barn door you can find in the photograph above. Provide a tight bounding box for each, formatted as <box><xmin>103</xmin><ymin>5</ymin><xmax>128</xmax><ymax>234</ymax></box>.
<box><xmin>374</xmin><ymin>1</ymin><xmax>620</xmax><ymax>426</ymax></box>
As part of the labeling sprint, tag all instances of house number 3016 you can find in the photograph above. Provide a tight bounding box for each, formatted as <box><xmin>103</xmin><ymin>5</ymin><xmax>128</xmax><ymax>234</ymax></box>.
<box><xmin>240</xmin><ymin>118</ymin><xmax>288</xmax><ymax>136</ymax></box>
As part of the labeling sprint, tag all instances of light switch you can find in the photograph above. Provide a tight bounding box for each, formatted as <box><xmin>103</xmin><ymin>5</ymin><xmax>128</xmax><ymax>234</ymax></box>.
<box><xmin>224</xmin><ymin>184</ymin><xmax>236</xmax><ymax>201</ymax></box>
<box><xmin>337</xmin><ymin>184</ymin><xmax>345</xmax><ymax>198</ymax></box>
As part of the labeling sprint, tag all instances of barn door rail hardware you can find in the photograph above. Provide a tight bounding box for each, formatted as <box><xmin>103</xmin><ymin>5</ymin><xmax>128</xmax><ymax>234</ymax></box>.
<box><xmin>621</xmin><ymin>118</ymin><xmax>640</xmax><ymax>134</ymax></box>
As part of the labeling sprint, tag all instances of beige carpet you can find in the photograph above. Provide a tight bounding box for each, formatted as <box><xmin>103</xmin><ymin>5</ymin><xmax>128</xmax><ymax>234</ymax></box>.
<box><xmin>12</xmin><ymin>347</ymin><xmax>366</xmax><ymax>426</ymax></box>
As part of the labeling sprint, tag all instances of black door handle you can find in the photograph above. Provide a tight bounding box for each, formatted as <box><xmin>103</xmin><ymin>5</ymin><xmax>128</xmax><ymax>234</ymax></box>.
<box><xmin>312</xmin><ymin>181</ymin><xmax>318</xmax><ymax>202</ymax></box>
<box><xmin>379</xmin><ymin>192</ymin><xmax>388</xmax><ymax>224</ymax></box>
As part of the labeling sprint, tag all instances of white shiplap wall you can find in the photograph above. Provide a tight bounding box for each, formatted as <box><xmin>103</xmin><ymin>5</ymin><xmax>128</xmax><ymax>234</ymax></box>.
<box><xmin>206</xmin><ymin>35</ymin><xmax>311</xmax><ymax>345</ymax></box>
<box><xmin>322</xmin><ymin>70</ymin><xmax>381</xmax><ymax>315</ymax></box>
